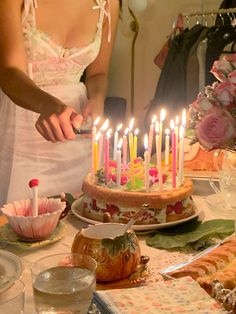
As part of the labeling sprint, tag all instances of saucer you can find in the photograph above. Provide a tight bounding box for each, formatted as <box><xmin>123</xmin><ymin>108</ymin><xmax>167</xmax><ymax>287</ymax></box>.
<box><xmin>206</xmin><ymin>194</ymin><xmax>236</xmax><ymax>219</ymax></box>
<box><xmin>0</xmin><ymin>250</ymin><xmax>23</xmax><ymax>293</ymax></box>
<box><xmin>96</xmin><ymin>256</ymin><xmax>150</xmax><ymax>290</ymax></box>
<box><xmin>0</xmin><ymin>222</ymin><xmax>66</xmax><ymax>250</ymax></box>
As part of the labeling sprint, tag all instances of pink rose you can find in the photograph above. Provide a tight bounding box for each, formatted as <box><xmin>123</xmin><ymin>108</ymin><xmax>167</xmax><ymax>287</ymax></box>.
<box><xmin>211</xmin><ymin>59</ymin><xmax>234</xmax><ymax>82</ymax></box>
<box><xmin>228</xmin><ymin>69</ymin><xmax>236</xmax><ymax>84</ymax></box>
<box><xmin>195</xmin><ymin>109</ymin><xmax>236</xmax><ymax>150</ymax></box>
<box><xmin>190</xmin><ymin>93</ymin><xmax>218</xmax><ymax>116</ymax></box>
<box><xmin>213</xmin><ymin>81</ymin><xmax>236</xmax><ymax>109</ymax></box>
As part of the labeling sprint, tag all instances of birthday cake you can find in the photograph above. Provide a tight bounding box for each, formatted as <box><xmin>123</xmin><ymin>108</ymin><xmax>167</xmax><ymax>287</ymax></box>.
<box><xmin>81</xmin><ymin>160</ymin><xmax>195</xmax><ymax>225</ymax></box>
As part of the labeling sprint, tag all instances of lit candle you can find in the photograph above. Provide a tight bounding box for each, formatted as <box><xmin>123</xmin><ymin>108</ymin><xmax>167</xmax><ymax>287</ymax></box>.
<box><xmin>178</xmin><ymin>125</ymin><xmax>185</xmax><ymax>185</ymax></box>
<box><xmin>91</xmin><ymin>117</ymin><xmax>100</xmax><ymax>177</ymax></box>
<box><xmin>175</xmin><ymin>116</ymin><xmax>179</xmax><ymax>168</ymax></box>
<box><xmin>116</xmin><ymin>138</ymin><xmax>123</xmax><ymax>187</ymax></box>
<box><xmin>113</xmin><ymin>123</ymin><xmax>123</xmax><ymax>161</ymax></box>
<box><xmin>165</xmin><ymin>128</ymin><xmax>170</xmax><ymax>166</ymax></box>
<box><xmin>134</xmin><ymin>128</ymin><xmax>139</xmax><ymax>159</ymax></box>
<box><xmin>104</xmin><ymin>129</ymin><xmax>112</xmax><ymax>184</ymax></box>
<box><xmin>155</xmin><ymin>122</ymin><xmax>163</xmax><ymax>190</ymax></box>
<box><xmin>182</xmin><ymin>108</ymin><xmax>187</xmax><ymax>128</ymax></box>
<box><xmin>98</xmin><ymin>119</ymin><xmax>109</xmax><ymax>168</ymax></box>
<box><xmin>128</xmin><ymin>118</ymin><xmax>135</xmax><ymax>189</ymax></box>
<box><xmin>123</xmin><ymin>128</ymin><xmax>129</xmax><ymax>166</ymax></box>
<box><xmin>148</xmin><ymin>115</ymin><xmax>156</xmax><ymax>155</ymax></box>
<box><xmin>170</xmin><ymin>120</ymin><xmax>176</xmax><ymax>188</ymax></box>
<box><xmin>159</xmin><ymin>108</ymin><xmax>166</xmax><ymax>152</ymax></box>
<box><xmin>29</xmin><ymin>179</ymin><xmax>39</xmax><ymax>216</ymax></box>
<box><xmin>93</xmin><ymin>132</ymin><xmax>100</xmax><ymax>177</ymax></box>
<box><xmin>144</xmin><ymin>134</ymin><xmax>150</xmax><ymax>192</ymax></box>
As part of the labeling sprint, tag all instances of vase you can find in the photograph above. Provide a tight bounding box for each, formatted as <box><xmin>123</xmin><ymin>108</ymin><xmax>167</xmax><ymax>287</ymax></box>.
<box><xmin>210</xmin><ymin>149</ymin><xmax>236</xmax><ymax>210</ymax></box>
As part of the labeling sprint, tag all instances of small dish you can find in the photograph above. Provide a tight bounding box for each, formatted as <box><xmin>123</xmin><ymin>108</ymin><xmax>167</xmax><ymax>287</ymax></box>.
<box><xmin>96</xmin><ymin>256</ymin><xmax>150</xmax><ymax>290</ymax></box>
<box><xmin>0</xmin><ymin>222</ymin><xmax>66</xmax><ymax>250</ymax></box>
<box><xmin>0</xmin><ymin>250</ymin><xmax>23</xmax><ymax>293</ymax></box>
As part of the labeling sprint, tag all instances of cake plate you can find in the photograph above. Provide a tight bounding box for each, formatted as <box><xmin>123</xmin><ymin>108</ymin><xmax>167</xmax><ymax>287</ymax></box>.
<box><xmin>71</xmin><ymin>197</ymin><xmax>201</xmax><ymax>231</ymax></box>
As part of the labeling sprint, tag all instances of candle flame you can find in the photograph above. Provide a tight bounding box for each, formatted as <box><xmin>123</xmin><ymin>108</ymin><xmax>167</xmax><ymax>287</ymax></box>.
<box><xmin>129</xmin><ymin>118</ymin><xmax>134</xmax><ymax>131</ymax></box>
<box><xmin>182</xmin><ymin>109</ymin><xmax>187</xmax><ymax>126</ymax></box>
<box><xmin>106</xmin><ymin>128</ymin><xmax>112</xmax><ymax>138</ymax></box>
<box><xmin>179</xmin><ymin>125</ymin><xmax>184</xmax><ymax>138</ymax></box>
<box><xmin>144</xmin><ymin>134</ymin><xmax>148</xmax><ymax>150</ymax></box>
<box><xmin>118</xmin><ymin>138</ymin><xmax>123</xmax><ymax>149</ymax></box>
<box><xmin>95</xmin><ymin>131</ymin><xmax>101</xmax><ymax>141</ymax></box>
<box><xmin>165</xmin><ymin>128</ymin><xmax>170</xmax><ymax>136</ymax></box>
<box><xmin>170</xmin><ymin>120</ymin><xmax>175</xmax><ymax>130</ymax></box>
<box><xmin>100</xmin><ymin>119</ymin><xmax>109</xmax><ymax>132</ymax></box>
<box><xmin>124</xmin><ymin>127</ymin><xmax>129</xmax><ymax>136</ymax></box>
<box><xmin>134</xmin><ymin>128</ymin><xmax>139</xmax><ymax>136</ymax></box>
<box><xmin>116</xmin><ymin>123</ymin><xmax>123</xmax><ymax>132</ymax></box>
<box><xmin>160</xmin><ymin>108</ymin><xmax>166</xmax><ymax>122</ymax></box>
<box><xmin>94</xmin><ymin>117</ymin><xmax>101</xmax><ymax>126</ymax></box>
<box><xmin>155</xmin><ymin>121</ymin><xmax>159</xmax><ymax>134</ymax></box>
<box><xmin>151</xmin><ymin>115</ymin><xmax>157</xmax><ymax>124</ymax></box>
<box><xmin>175</xmin><ymin>116</ymin><xmax>179</xmax><ymax>125</ymax></box>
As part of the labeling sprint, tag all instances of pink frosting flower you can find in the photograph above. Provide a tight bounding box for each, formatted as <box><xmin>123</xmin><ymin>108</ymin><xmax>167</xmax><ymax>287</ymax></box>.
<box><xmin>190</xmin><ymin>93</ymin><xmax>218</xmax><ymax>116</ymax></box>
<box><xmin>195</xmin><ymin>109</ymin><xmax>236</xmax><ymax>150</ymax></box>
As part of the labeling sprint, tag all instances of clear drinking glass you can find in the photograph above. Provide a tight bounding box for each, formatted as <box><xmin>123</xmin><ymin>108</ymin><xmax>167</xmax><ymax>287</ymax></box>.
<box><xmin>0</xmin><ymin>279</ymin><xmax>25</xmax><ymax>314</ymax></box>
<box><xmin>31</xmin><ymin>253</ymin><xmax>97</xmax><ymax>314</ymax></box>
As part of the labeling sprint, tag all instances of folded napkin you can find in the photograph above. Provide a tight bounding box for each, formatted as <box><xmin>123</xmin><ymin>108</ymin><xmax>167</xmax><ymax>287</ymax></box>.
<box><xmin>95</xmin><ymin>276</ymin><xmax>226</xmax><ymax>314</ymax></box>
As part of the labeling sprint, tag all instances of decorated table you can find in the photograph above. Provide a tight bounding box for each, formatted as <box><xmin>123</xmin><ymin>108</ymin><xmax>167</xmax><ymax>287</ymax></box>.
<box><xmin>0</xmin><ymin>183</ymin><xmax>230</xmax><ymax>314</ymax></box>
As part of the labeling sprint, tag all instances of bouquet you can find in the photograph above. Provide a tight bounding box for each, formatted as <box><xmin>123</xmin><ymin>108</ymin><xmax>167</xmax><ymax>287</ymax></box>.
<box><xmin>189</xmin><ymin>53</ymin><xmax>236</xmax><ymax>151</ymax></box>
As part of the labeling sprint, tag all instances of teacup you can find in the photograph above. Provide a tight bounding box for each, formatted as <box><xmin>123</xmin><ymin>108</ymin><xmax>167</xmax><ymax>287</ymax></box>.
<box><xmin>71</xmin><ymin>223</ymin><xmax>141</xmax><ymax>282</ymax></box>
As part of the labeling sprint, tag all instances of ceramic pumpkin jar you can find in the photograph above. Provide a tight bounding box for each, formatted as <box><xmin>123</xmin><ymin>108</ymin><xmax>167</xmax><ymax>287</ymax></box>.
<box><xmin>71</xmin><ymin>223</ymin><xmax>141</xmax><ymax>282</ymax></box>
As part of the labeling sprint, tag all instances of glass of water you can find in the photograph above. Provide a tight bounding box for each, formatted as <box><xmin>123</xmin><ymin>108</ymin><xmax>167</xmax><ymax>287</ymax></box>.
<box><xmin>0</xmin><ymin>279</ymin><xmax>25</xmax><ymax>314</ymax></box>
<box><xmin>31</xmin><ymin>253</ymin><xmax>97</xmax><ymax>314</ymax></box>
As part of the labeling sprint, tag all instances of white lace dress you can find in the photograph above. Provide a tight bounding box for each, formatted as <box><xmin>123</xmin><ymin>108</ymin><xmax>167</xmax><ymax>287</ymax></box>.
<box><xmin>0</xmin><ymin>0</ymin><xmax>110</xmax><ymax>205</ymax></box>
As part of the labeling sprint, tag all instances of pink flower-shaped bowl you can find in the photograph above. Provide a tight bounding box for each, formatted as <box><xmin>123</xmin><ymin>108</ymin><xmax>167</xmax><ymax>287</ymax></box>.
<box><xmin>0</xmin><ymin>198</ymin><xmax>66</xmax><ymax>241</ymax></box>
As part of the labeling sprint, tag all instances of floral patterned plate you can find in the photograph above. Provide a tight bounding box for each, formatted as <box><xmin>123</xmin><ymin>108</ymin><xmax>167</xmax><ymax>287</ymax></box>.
<box><xmin>0</xmin><ymin>222</ymin><xmax>66</xmax><ymax>250</ymax></box>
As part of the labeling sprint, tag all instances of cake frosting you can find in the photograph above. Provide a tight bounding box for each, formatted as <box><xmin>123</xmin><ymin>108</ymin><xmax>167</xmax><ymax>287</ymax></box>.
<box><xmin>81</xmin><ymin>159</ymin><xmax>195</xmax><ymax>225</ymax></box>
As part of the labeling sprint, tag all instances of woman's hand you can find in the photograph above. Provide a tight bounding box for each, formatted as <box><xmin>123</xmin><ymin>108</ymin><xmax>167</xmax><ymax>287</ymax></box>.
<box><xmin>35</xmin><ymin>104</ymin><xmax>83</xmax><ymax>142</ymax></box>
<box><xmin>81</xmin><ymin>98</ymin><xmax>104</xmax><ymax>124</ymax></box>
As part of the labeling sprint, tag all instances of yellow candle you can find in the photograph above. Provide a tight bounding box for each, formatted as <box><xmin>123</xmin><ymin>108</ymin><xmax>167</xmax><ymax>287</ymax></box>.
<box><xmin>134</xmin><ymin>128</ymin><xmax>139</xmax><ymax>159</ymax></box>
<box><xmin>155</xmin><ymin>123</ymin><xmax>163</xmax><ymax>191</ymax></box>
<box><xmin>129</xmin><ymin>131</ymin><xmax>135</xmax><ymax>189</ymax></box>
<box><xmin>144</xmin><ymin>134</ymin><xmax>150</xmax><ymax>192</ymax></box>
<box><xmin>165</xmin><ymin>128</ymin><xmax>170</xmax><ymax>166</ymax></box>
<box><xmin>91</xmin><ymin>117</ymin><xmax>100</xmax><ymax>177</ymax></box>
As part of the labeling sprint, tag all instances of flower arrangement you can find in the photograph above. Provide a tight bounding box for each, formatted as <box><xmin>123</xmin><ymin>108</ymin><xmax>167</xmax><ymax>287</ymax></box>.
<box><xmin>189</xmin><ymin>53</ymin><xmax>236</xmax><ymax>151</ymax></box>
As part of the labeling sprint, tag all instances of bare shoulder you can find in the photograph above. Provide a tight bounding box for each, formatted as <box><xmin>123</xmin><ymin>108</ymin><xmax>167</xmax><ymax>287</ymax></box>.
<box><xmin>0</xmin><ymin>0</ymin><xmax>23</xmax><ymax>10</ymax></box>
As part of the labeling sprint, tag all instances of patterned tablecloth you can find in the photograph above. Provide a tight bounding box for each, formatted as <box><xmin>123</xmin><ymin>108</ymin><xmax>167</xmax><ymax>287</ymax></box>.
<box><xmin>0</xmin><ymin>194</ymin><xmax>226</xmax><ymax>313</ymax></box>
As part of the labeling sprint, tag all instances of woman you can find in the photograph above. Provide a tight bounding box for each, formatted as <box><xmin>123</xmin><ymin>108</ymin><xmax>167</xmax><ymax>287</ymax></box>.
<box><xmin>0</xmin><ymin>0</ymin><xmax>120</xmax><ymax>205</ymax></box>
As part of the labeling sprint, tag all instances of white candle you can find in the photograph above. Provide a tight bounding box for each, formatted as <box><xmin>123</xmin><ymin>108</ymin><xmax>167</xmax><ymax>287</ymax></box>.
<box><xmin>148</xmin><ymin>115</ymin><xmax>156</xmax><ymax>155</ymax></box>
<box><xmin>144</xmin><ymin>134</ymin><xmax>150</xmax><ymax>192</ymax></box>
<box><xmin>178</xmin><ymin>125</ymin><xmax>185</xmax><ymax>185</ymax></box>
<box><xmin>155</xmin><ymin>122</ymin><xmax>163</xmax><ymax>191</ymax></box>
<box><xmin>116</xmin><ymin>138</ymin><xmax>123</xmax><ymax>187</ymax></box>
<box><xmin>98</xmin><ymin>119</ymin><xmax>109</xmax><ymax>168</ymax></box>
<box><xmin>182</xmin><ymin>108</ymin><xmax>187</xmax><ymax>137</ymax></box>
<box><xmin>113</xmin><ymin>123</ymin><xmax>122</xmax><ymax>161</ymax></box>
<box><xmin>165</xmin><ymin>128</ymin><xmax>170</xmax><ymax>166</ymax></box>
<box><xmin>170</xmin><ymin>120</ymin><xmax>177</xmax><ymax>188</ymax></box>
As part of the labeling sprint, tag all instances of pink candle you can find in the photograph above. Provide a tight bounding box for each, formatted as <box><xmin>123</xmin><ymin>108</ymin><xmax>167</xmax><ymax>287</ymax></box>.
<box><xmin>104</xmin><ymin>129</ymin><xmax>112</xmax><ymax>184</ymax></box>
<box><xmin>170</xmin><ymin>120</ymin><xmax>176</xmax><ymax>188</ymax></box>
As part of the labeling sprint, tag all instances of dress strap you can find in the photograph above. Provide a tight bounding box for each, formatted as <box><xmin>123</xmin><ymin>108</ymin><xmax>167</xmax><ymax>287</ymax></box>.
<box><xmin>93</xmin><ymin>0</ymin><xmax>111</xmax><ymax>43</ymax></box>
<box><xmin>22</xmin><ymin>0</ymin><xmax>38</xmax><ymax>27</ymax></box>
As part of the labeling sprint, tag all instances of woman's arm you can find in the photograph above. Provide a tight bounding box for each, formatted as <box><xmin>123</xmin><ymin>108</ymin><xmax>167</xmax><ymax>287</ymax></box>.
<box><xmin>83</xmin><ymin>0</ymin><xmax>120</xmax><ymax>121</ymax></box>
<box><xmin>0</xmin><ymin>0</ymin><xmax>82</xmax><ymax>142</ymax></box>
